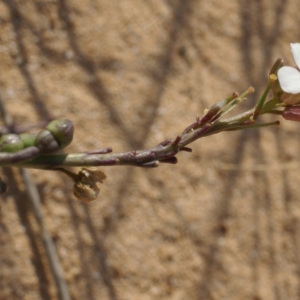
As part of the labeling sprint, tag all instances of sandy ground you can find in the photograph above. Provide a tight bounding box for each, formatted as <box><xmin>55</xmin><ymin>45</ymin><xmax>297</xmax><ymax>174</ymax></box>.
<box><xmin>1</xmin><ymin>1</ymin><xmax>300</xmax><ymax>299</ymax></box>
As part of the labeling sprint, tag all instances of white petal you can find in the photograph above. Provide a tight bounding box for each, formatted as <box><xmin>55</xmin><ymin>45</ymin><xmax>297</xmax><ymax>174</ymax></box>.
<box><xmin>277</xmin><ymin>66</ymin><xmax>300</xmax><ymax>94</ymax></box>
<box><xmin>290</xmin><ymin>43</ymin><xmax>300</xmax><ymax>69</ymax></box>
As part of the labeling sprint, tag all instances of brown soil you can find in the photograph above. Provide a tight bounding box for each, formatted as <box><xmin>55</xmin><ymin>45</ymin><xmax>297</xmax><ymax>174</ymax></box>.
<box><xmin>1</xmin><ymin>1</ymin><xmax>300</xmax><ymax>299</ymax></box>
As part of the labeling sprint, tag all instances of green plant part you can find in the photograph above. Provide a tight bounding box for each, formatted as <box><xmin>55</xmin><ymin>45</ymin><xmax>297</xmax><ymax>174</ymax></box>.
<box><xmin>19</xmin><ymin>132</ymin><xmax>38</xmax><ymax>148</ymax></box>
<box><xmin>0</xmin><ymin>119</ymin><xmax>74</xmax><ymax>155</ymax></box>
<box><xmin>34</xmin><ymin>119</ymin><xmax>74</xmax><ymax>154</ymax></box>
<box><xmin>34</xmin><ymin>129</ymin><xmax>62</xmax><ymax>154</ymax></box>
<box><xmin>45</xmin><ymin>119</ymin><xmax>74</xmax><ymax>149</ymax></box>
<box><xmin>0</xmin><ymin>134</ymin><xmax>24</xmax><ymax>152</ymax></box>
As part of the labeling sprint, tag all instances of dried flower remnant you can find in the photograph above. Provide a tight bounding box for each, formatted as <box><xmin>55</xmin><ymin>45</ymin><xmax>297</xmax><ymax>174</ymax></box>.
<box><xmin>73</xmin><ymin>168</ymin><xmax>106</xmax><ymax>203</ymax></box>
<box><xmin>277</xmin><ymin>43</ymin><xmax>300</xmax><ymax>104</ymax></box>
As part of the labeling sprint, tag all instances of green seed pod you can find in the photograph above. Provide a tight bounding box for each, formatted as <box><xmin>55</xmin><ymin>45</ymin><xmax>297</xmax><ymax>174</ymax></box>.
<box><xmin>34</xmin><ymin>129</ymin><xmax>60</xmax><ymax>153</ymax></box>
<box><xmin>0</xmin><ymin>134</ymin><xmax>24</xmax><ymax>153</ymax></box>
<box><xmin>45</xmin><ymin>119</ymin><xmax>74</xmax><ymax>149</ymax></box>
<box><xmin>19</xmin><ymin>132</ymin><xmax>38</xmax><ymax>148</ymax></box>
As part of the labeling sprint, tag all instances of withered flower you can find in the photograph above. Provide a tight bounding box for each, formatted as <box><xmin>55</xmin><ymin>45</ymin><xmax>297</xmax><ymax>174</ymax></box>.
<box><xmin>73</xmin><ymin>168</ymin><xmax>106</xmax><ymax>203</ymax></box>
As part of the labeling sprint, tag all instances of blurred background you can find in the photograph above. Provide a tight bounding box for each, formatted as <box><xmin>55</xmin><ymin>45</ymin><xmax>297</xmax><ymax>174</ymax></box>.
<box><xmin>1</xmin><ymin>0</ymin><xmax>300</xmax><ymax>299</ymax></box>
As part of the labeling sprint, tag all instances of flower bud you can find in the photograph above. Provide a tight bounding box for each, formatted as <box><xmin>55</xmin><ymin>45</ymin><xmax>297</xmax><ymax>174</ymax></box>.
<box><xmin>200</xmin><ymin>100</ymin><xmax>225</xmax><ymax>125</ymax></box>
<box><xmin>19</xmin><ymin>132</ymin><xmax>38</xmax><ymax>148</ymax></box>
<box><xmin>0</xmin><ymin>134</ymin><xmax>24</xmax><ymax>152</ymax></box>
<box><xmin>34</xmin><ymin>129</ymin><xmax>60</xmax><ymax>153</ymax></box>
<box><xmin>282</xmin><ymin>105</ymin><xmax>300</xmax><ymax>122</ymax></box>
<box><xmin>46</xmin><ymin>119</ymin><xmax>74</xmax><ymax>149</ymax></box>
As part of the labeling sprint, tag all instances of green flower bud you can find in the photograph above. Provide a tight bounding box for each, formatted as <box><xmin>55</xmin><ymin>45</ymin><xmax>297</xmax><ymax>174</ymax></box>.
<box><xmin>34</xmin><ymin>129</ymin><xmax>60</xmax><ymax>153</ymax></box>
<box><xmin>19</xmin><ymin>132</ymin><xmax>38</xmax><ymax>148</ymax></box>
<box><xmin>0</xmin><ymin>134</ymin><xmax>24</xmax><ymax>153</ymax></box>
<box><xmin>45</xmin><ymin>119</ymin><xmax>74</xmax><ymax>149</ymax></box>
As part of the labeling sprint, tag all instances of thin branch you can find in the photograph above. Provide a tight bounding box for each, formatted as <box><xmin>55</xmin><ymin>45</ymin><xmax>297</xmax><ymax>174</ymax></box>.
<box><xmin>0</xmin><ymin>86</ymin><xmax>282</xmax><ymax>171</ymax></box>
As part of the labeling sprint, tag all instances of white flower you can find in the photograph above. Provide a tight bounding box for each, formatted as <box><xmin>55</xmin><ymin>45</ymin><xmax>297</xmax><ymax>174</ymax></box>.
<box><xmin>277</xmin><ymin>43</ymin><xmax>300</xmax><ymax>104</ymax></box>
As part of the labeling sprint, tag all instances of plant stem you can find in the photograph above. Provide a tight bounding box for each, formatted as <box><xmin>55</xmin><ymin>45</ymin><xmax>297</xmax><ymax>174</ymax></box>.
<box><xmin>0</xmin><ymin>87</ymin><xmax>281</xmax><ymax>170</ymax></box>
